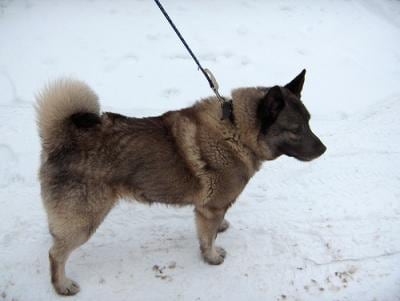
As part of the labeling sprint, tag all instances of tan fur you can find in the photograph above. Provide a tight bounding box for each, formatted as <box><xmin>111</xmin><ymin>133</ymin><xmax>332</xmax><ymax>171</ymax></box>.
<box><xmin>36</xmin><ymin>77</ymin><xmax>324</xmax><ymax>295</ymax></box>
<box><xmin>35</xmin><ymin>79</ymin><xmax>100</xmax><ymax>151</ymax></box>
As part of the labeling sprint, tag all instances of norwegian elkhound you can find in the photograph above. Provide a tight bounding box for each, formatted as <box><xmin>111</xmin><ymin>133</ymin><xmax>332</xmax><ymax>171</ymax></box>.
<box><xmin>36</xmin><ymin>69</ymin><xmax>326</xmax><ymax>295</ymax></box>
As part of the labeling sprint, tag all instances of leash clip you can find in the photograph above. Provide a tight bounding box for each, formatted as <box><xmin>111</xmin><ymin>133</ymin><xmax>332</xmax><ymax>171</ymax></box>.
<box><xmin>204</xmin><ymin>68</ymin><xmax>224</xmax><ymax>103</ymax></box>
<box><xmin>204</xmin><ymin>69</ymin><xmax>219</xmax><ymax>91</ymax></box>
<box><xmin>204</xmin><ymin>69</ymin><xmax>233</xmax><ymax>122</ymax></box>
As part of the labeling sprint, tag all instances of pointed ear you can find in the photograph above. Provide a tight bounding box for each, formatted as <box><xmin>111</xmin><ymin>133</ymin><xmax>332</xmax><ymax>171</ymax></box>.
<box><xmin>284</xmin><ymin>69</ymin><xmax>306</xmax><ymax>98</ymax></box>
<box><xmin>257</xmin><ymin>86</ymin><xmax>285</xmax><ymax>134</ymax></box>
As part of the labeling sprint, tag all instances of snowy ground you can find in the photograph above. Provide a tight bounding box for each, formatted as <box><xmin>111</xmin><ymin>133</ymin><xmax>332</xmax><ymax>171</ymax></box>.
<box><xmin>1</xmin><ymin>0</ymin><xmax>400</xmax><ymax>300</ymax></box>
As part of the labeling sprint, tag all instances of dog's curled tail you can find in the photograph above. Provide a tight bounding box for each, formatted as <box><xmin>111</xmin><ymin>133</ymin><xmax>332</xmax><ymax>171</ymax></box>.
<box><xmin>36</xmin><ymin>79</ymin><xmax>101</xmax><ymax>149</ymax></box>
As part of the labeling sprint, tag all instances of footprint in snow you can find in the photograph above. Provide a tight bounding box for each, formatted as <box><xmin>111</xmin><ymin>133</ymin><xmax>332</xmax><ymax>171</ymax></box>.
<box><xmin>303</xmin><ymin>278</ymin><xmax>325</xmax><ymax>296</ymax></box>
<box><xmin>302</xmin><ymin>266</ymin><xmax>357</xmax><ymax>295</ymax></box>
<box><xmin>325</xmin><ymin>266</ymin><xmax>357</xmax><ymax>292</ymax></box>
<box><xmin>152</xmin><ymin>261</ymin><xmax>176</xmax><ymax>281</ymax></box>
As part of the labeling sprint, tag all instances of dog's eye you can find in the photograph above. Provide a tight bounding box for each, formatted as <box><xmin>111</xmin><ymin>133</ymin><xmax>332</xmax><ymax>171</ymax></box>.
<box><xmin>287</xmin><ymin>132</ymin><xmax>301</xmax><ymax>142</ymax></box>
<box><xmin>288</xmin><ymin>125</ymin><xmax>302</xmax><ymax>134</ymax></box>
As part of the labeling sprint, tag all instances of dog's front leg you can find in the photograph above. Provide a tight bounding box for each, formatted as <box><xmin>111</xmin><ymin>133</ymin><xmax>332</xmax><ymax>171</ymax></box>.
<box><xmin>195</xmin><ymin>206</ymin><xmax>227</xmax><ymax>265</ymax></box>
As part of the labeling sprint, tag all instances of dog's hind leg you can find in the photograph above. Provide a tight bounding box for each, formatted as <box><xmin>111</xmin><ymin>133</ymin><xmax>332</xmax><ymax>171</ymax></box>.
<box><xmin>218</xmin><ymin>219</ymin><xmax>230</xmax><ymax>233</ymax></box>
<box><xmin>47</xmin><ymin>197</ymin><xmax>115</xmax><ymax>296</ymax></box>
<box><xmin>195</xmin><ymin>206</ymin><xmax>227</xmax><ymax>265</ymax></box>
<box><xmin>49</xmin><ymin>227</ymin><xmax>90</xmax><ymax>296</ymax></box>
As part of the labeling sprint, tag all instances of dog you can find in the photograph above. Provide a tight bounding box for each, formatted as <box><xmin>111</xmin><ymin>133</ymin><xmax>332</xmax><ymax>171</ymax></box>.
<box><xmin>36</xmin><ymin>69</ymin><xmax>326</xmax><ymax>295</ymax></box>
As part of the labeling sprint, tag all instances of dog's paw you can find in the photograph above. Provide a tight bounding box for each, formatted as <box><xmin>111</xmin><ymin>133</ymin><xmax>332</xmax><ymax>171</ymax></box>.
<box><xmin>202</xmin><ymin>246</ymin><xmax>226</xmax><ymax>265</ymax></box>
<box><xmin>54</xmin><ymin>278</ymin><xmax>80</xmax><ymax>296</ymax></box>
<box><xmin>216</xmin><ymin>246</ymin><xmax>227</xmax><ymax>258</ymax></box>
<box><xmin>218</xmin><ymin>219</ymin><xmax>230</xmax><ymax>233</ymax></box>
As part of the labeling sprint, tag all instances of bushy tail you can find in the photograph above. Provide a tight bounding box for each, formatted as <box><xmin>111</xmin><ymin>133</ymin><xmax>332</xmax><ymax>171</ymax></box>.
<box><xmin>35</xmin><ymin>79</ymin><xmax>100</xmax><ymax>150</ymax></box>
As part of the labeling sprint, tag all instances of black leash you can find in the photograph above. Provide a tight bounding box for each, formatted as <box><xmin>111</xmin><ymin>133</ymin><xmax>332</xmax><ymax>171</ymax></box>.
<box><xmin>153</xmin><ymin>0</ymin><xmax>233</xmax><ymax>122</ymax></box>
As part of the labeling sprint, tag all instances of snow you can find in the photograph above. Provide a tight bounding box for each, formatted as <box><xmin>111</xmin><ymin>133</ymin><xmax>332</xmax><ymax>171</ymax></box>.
<box><xmin>0</xmin><ymin>0</ymin><xmax>399</xmax><ymax>300</ymax></box>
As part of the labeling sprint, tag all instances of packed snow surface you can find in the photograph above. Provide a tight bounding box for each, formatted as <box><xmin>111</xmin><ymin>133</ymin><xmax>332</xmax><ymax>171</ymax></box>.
<box><xmin>0</xmin><ymin>0</ymin><xmax>399</xmax><ymax>300</ymax></box>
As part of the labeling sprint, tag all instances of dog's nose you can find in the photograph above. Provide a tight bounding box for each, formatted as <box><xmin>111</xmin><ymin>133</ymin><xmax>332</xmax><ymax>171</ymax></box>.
<box><xmin>319</xmin><ymin>143</ymin><xmax>327</xmax><ymax>156</ymax></box>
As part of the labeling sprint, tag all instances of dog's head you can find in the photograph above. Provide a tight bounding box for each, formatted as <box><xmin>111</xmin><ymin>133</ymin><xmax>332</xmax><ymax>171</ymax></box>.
<box><xmin>256</xmin><ymin>69</ymin><xmax>326</xmax><ymax>161</ymax></box>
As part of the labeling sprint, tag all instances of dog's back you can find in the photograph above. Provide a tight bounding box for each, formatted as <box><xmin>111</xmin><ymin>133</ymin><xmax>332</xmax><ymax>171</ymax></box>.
<box><xmin>36</xmin><ymin>80</ymin><xmax>203</xmax><ymax>209</ymax></box>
